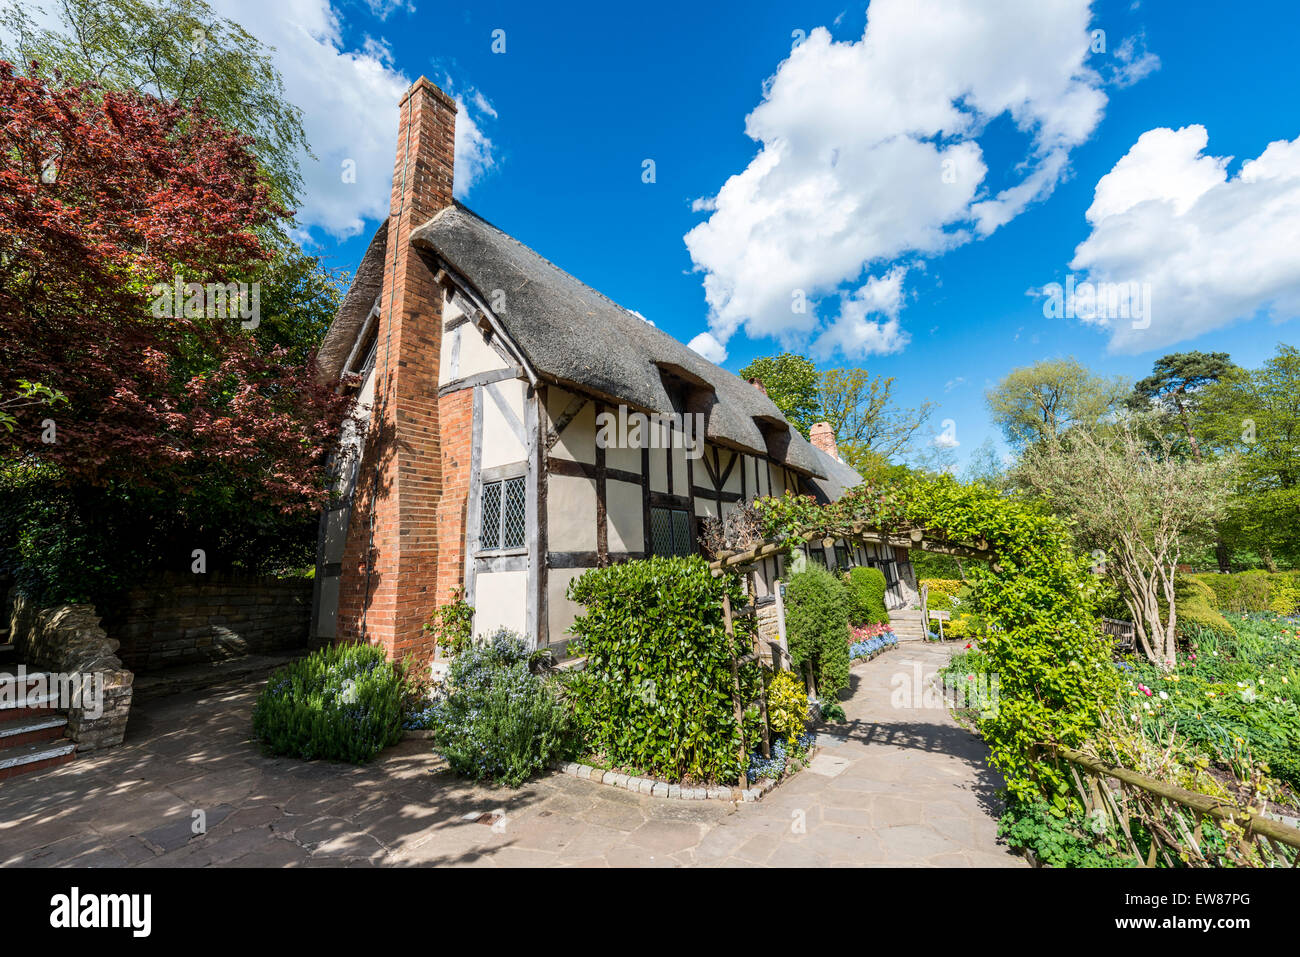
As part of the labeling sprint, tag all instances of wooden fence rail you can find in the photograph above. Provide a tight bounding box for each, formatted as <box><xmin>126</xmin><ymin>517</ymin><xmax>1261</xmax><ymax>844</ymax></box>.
<box><xmin>1051</xmin><ymin>745</ymin><xmax>1300</xmax><ymax>867</ymax></box>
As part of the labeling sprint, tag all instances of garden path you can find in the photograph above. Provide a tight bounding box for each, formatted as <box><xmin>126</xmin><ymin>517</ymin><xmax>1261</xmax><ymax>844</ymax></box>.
<box><xmin>0</xmin><ymin>643</ymin><xmax>1022</xmax><ymax>867</ymax></box>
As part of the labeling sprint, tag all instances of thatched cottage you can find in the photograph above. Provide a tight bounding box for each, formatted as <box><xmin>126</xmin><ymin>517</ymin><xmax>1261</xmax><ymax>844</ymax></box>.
<box><xmin>310</xmin><ymin>77</ymin><xmax>919</xmax><ymax>665</ymax></box>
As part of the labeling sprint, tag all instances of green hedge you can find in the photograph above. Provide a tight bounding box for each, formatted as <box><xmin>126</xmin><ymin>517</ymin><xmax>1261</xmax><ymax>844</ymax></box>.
<box><xmin>846</xmin><ymin>566</ymin><xmax>889</xmax><ymax>625</ymax></box>
<box><xmin>785</xmin><ymin>563</ymin><xmax>851</xmax><ymax>701</ymax></box>
<box><xmin>252</xmin><ymin>643</ymin><xmax>406</xmax><ymax>764</ymax></box>
<box><xmin>1194</xmin><ymin>570</ymin><xmax>1300</xmax><ymax>614</ymax></box>
<box><xmin>565</xmin><ymin>556</ymin><xmax>757</xmax><ymax>784</ymax></box>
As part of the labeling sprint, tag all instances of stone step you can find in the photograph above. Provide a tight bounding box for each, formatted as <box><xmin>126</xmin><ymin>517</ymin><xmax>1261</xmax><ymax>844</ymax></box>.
<box><xmin>0</xmin><ymin>739</ymin><xmax>76</xmax><ymax>782</ymax></box>
<box><xmin>0</xmin><ymin>714</ymin><xmax>67</xmax><ymax>748</ymax></box>
<box><xmin>0</xmin><ymin>671</ymin><xmax>63</xmax><ymax>712</ymax></box>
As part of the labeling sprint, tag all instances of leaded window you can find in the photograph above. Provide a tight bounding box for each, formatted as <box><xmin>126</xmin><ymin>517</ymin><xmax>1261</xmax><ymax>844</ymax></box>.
<box><xmin>650</xmin><ymin>506</ymin><xmax>694</xmax><ymax>557</ymax></box>
<box><xmin>480</xmin><ymin>475</ymin><xmax>526</xmax><ymax>551</ymax></box>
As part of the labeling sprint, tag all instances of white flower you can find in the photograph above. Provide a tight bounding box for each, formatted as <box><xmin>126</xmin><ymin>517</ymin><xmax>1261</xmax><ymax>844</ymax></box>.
<box><xmin>1159</xmin><ymin>691</ymin><xmax>1169</xmax><ymax>700</ymax></box>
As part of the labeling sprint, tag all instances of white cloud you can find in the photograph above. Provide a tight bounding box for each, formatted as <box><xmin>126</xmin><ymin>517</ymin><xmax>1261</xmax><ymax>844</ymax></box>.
<box><xmin>1067</xmin><ymin>125</ymin><xmax>1300</xmax><ymax>352</ymax></box>
<box><xmin>1107</xmin><ymin>33</ymin><xmax>1160</xmax><ymax>88</ymax></box>
<box><xmin>688</xmin><ymin>331</ymin><xmax>728</xmax><ymax>363</ymax></box>
<box><xmin>208</xmin><ymin>0</ymin><xmax>495</xmax><ymax>239</ymax></box>
<box><xmin>811</xmin><ymin>265</ymin><xmax>909</xmax><ymax>360</ymax></box>
<box><xmin>684</xmin><ymin>0</ymin><xmax>1123</xmax><ymax>360</ymax></box>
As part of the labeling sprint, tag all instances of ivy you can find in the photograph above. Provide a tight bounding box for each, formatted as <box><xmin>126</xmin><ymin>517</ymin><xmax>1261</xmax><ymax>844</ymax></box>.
<box><xmin>744</xmin><ymin>475</ymin><xmax>1118</xmax><ymax>801</ymax></box>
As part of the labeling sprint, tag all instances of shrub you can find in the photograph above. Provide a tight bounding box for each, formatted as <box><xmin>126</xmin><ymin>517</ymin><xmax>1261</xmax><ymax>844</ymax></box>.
<box><xmin>998</xmin><ymin>798</ymin><xmax>1132</xmax><ymax>868</ymax></box>
<box><xmin>846</xmin><ymin>566</ymin><xmax>889</xmax><ymax>625</ymax></box>
<box><xmin>785</xmin><ymin>563</ymin><xmax>851</xmax><ymax>701</ymax></box>
<box><xmin>429</xmin><ymin>630</ymin><xmax>575</xmax><ymax>787</ymax></box>
<box><xmin>1174</xmin><ymin>575</ymin><xmax>1235</xmax><ymax>640</ymax></box>
<box><xmin>766</xmin><ymin>669</ymin><xmax>809</xmax><ymax>746</ymax></box>
<box><xmin>565</xmin><ymin>556</ymin><xmax>757</xmax><ymax>784</ymax></box>
<box><xmin>423</xmin><ymin>587</ymin><xmax>474</xmax><ymax>657</ymax></box>
<box><xmin>252</xmin><ymin>643</ymin><xmax>407</xmax><ymax>764</ymax></box>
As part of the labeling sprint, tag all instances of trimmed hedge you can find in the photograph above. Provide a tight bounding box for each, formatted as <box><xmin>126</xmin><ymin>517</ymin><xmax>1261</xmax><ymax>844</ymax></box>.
<box><xmin>1194</xmin><ymin>570</ymin><xmax>1300</xmax><ymax>614</ymax></box>
<box><xmin>1173</xmin><ymin>576</ymin><xmax>1235</xmax><ymax>640</ymax></box>
<box><xmin>252</xmin><ymin>642</ymin><xmax>406</xmax><ymax>764</ymax></box>
<box><xmin>565</xmin><ymin>556</ymin><xmax>757</xmax><ymax>784</ymax></box>
<box><xmin>785</xmin><ymin>563</ymin><xmax>851</xmax><ymax>701</ymax></box>
<box><xmin>846</xmin><ymin>566</ymin><xmax>889</xmax><ymax>625</ymax></box>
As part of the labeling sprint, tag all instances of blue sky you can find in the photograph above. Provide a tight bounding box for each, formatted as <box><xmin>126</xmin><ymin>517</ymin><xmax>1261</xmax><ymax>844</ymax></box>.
<box><xmin>232</xmin><ymin>0</ymin><xmax>1300</xmax><ymax>468</ymax></box>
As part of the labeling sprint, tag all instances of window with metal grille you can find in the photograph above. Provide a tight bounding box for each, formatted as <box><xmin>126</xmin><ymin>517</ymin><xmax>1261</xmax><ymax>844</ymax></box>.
<box><xmin>480</xmin><ymin>475</ymin><xmax>526</xmax><ymax>551</ymax></box>
<box><xmin>804</xmin><ymin>544</ymin><xmax>826</xmax><ymax>568</ymax></box>
<box><xmin>650</xmin><ymin>506</ymin><xmax>694</xmax><ymax>557</ymax></box>
<box><xmin>834</xmin><ymin>544</ymin><xmax>850</xmax><ymax>571</ymax></box>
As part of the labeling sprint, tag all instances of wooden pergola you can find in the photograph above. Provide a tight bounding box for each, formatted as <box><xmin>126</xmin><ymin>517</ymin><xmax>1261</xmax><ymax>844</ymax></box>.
<box><xmin>708</xmin><ymin>524</ymin><xmax>996</xmax><ymax>575</ymax></box>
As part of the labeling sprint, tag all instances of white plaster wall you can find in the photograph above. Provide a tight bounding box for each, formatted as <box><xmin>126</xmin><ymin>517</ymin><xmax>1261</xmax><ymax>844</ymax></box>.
<box><xmin>606</xmin><ymin>479</ymin><xmax>643</xmax><ymax>553</ymax></box>
<box><xmin>546</xmin><ymin>386</ymin><xmax>597</xmax><ymax>464</ymax></box>
<box><xmin>480</xmin><ymin>378</ymin><xmax>528</xmax><ymax>471</ymax></box>
<box><xmin>474</xmin><ymin>569</ymin><xmax>528</xmax><ymax>635</ymax></box>
<box><xmin>548</xmin><ymin>567</ymin><xmax>588</xmax><ymax>643</ymax></box>
<box><xmin>548</xmin><ymin>474</ymin><xmax>597</xmax><ymax>551</ymax></box>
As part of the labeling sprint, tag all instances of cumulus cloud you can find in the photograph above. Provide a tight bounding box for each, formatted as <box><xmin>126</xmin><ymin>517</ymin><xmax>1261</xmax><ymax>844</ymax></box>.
<box><xmin>1066</xmin><ymin>125</ymin><xmax>1300</xmax><ymax>352</ymax></box>
<box><xmin>684</xmin><ymin>0</ymin><xmax>1125</xmax><ymax>360</ymax></box>
<box><xmin>688</xmin><ymin>331</ymin><xmax>729</xmax><ymax>363</ymax></box>
<box><xmin>209</xmin><ymin>0</ymin><xmax>496</xmax><ymax>239</ymax></box>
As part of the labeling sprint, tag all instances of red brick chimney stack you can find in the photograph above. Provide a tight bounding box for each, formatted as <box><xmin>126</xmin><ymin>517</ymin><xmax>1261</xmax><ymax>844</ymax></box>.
<box><xmin>747</xmin><ymin>378</ymin><xmax>768</xmax><ymax>396</ymax></box>
<box><xmin>336</xmin><ymin>77</ymin><xmax>457</xmax><ymax>663</ymax></box>
<box><xmin>810</xmin><ymin>422</ymin><xmax>840</xmax><ymax>462</ymax></box>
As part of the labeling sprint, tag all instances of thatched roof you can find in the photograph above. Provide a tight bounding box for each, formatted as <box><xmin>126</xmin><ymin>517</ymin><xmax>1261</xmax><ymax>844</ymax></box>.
<box><xmin>317</xmin><ymin>219</ymin><xmax>388</xmax><ymax>382</ymax></box>
<box><xmin>806</xmin><ymin>446</ymin><xmax>863</xmax><ymax>503</ymax></box>
<box><xmin>319</xmin><ymin>203</ymin><xmax>827</xmax><ymax>477</ymax></box>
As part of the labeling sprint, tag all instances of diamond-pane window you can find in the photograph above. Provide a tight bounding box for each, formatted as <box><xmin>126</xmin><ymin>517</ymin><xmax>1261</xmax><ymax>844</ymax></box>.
<box><xmin>481</xmin><ymin>482</ymin><xmax>501</xmax><ymax>550</ymax></box>
<box><xmin>650</xmin><ymin>507</ymin><xmax>674</xmax><ymax>557</ymax></box>
<box><xmin>502</xmin><ymin>476</ymin><xmax>526</xmax><ymax>549</ymax></box>
<box><xmin>671</xmin><ymin>509</ymin><xmax>693</xmax><ymax>556</ymax></box>
<box><xmin>650</xmin><ymin>506</ymin><xmax>695</xmax><ymax>557</ymax></box>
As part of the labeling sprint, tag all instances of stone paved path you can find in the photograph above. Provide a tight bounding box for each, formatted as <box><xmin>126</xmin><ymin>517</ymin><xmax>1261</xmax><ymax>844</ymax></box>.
<box><xmin>0</xmin><ymin>643</ymin><xmax>1022</xmax><ymax>867</ymax></box>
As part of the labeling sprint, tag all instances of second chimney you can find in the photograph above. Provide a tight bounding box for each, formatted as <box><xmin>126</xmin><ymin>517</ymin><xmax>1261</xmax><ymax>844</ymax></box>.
<box><xmin>810</xmin><ymin>422</ymin><xmax>840</xmax><ymax>462</ymax></box>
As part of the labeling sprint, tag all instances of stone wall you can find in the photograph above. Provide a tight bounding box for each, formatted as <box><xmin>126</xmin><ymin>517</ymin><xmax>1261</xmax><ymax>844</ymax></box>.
<box><xmin>103</xmin><ymin>572</ymin><xmax>312</xmax><ymax>673</ymax></box>
<box><xmin>8</xmin><ymin>590</ymin><xmax>133</xmax><ymax>751</ymax></box>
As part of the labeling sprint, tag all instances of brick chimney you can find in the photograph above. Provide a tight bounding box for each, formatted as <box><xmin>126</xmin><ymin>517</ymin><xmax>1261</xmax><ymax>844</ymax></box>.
<box><xmin>336</xmin><ymin>77</ymin><xmax>457</xmax><ymax>664</ymax></box>
<box><xmin>810</xmin><ymin>422</ymin><xmax>840</xmax><ymax>461</ymax></box>
<box><xmin>747</xmin><ymin>378</ymin><xmax>768</xmax><ymax>397</ymax></box>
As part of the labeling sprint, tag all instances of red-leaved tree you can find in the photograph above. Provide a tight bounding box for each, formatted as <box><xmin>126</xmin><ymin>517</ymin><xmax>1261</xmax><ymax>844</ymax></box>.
<box><xmin>0</xmin><ymin>62</ymin><xmax>350</xmax><ymax>512</ymax></box>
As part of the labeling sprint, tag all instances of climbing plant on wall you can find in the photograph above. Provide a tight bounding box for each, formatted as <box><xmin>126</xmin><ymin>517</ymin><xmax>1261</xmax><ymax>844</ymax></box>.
<box><xmin>741</xmin><ymin>476</ymin><xmax>1118</xmax><ymax>802</ymax></box>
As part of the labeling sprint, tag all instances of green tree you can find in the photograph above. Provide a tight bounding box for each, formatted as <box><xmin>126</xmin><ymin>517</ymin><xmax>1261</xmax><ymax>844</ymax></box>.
<box><xmin>1129</xmin><ymin>351</ymin><xmax>1238</xmax><ymax>570</ymax></box>
<box><xmin>986</xmin><ymin>357</ymin><xmax>1128</xmax><ymax>451</ymax></box>
<box><xmin>2</xmin><ymin>0</ymin><xmax>309</xmax><ymax>215</ymax></box>
<box><xmin>817</xmin><ymin>368</ymin><xmax>934</xmax><ymax>473</ymax></box>
<box><xmin>1015</xmin><ymin>420</ymin><xmax>1235</xmax><ymax>667</ymax></box>
<box><xmin>739</xmin><ymin>352</ymin><xmax>820</xmax><ymax>438</ymax></box>
<box><xmin>1197</xmin><ymin>344</ymin><xmax>1300</xmax><ymax>570</ymax></box>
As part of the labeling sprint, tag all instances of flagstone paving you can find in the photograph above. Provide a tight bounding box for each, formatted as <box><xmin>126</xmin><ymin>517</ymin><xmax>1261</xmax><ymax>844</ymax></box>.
<box><xmin>0</xmin><ymin>643</ymin><xmax>1023</xmax><ymax>868</ymax></box>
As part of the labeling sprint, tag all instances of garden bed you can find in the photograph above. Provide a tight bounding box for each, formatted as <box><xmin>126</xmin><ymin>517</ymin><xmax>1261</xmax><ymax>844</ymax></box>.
<box><xmin>556</xmin><ymin>731</ymin><xmax>819</xmax><ymax>803</ymax></box>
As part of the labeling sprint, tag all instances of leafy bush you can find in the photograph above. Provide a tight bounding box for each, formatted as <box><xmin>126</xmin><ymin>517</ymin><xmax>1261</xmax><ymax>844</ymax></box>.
<box><xmin>766</xmin><ymin>669</ymin><xmax>810</xmax><ymax>746</ymax></box>
<box><xmin>998</xmin><ymin>798</ymin><xmax>1132</xmax><ymax>868</ymax></box>
<box><xmin>785</xmin><ymin>563</ymin><xmax>852</xmax><ymax>701</ymax></box>
<box><xmin>846</xmin><ymin>566</ymin><xmax>889</xmax><ymax>625</ymax></box>
<box><xmin>252</xmin><ymin>643</ymin><xmax>407</xmax><ymax>764</ymax></box>
<box><xmin>423</xmin><ymin>587</ymin><xmax>474</xmax><ymax>657</ymax></box>
<box><xmin>429</xmin><ymin>630</ymin><xmax>575</xmax><ymax>787</ymax></box>
<box><xmin>565</xmin><ymin>556</ymin><xmax>757</xmax><ymax>784</ymax></box>
<box><xmin>1174</xmin><ymin>575</ymin><xmax>1235</xmax><ymax>640</ymax></box>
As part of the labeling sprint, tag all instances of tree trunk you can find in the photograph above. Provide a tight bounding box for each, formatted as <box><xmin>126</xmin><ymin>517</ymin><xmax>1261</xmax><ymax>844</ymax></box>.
<box><xmin>1214</xmin><ymin>538</ymin><xmax>1231</xmax><ymax>574</ymax></box>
